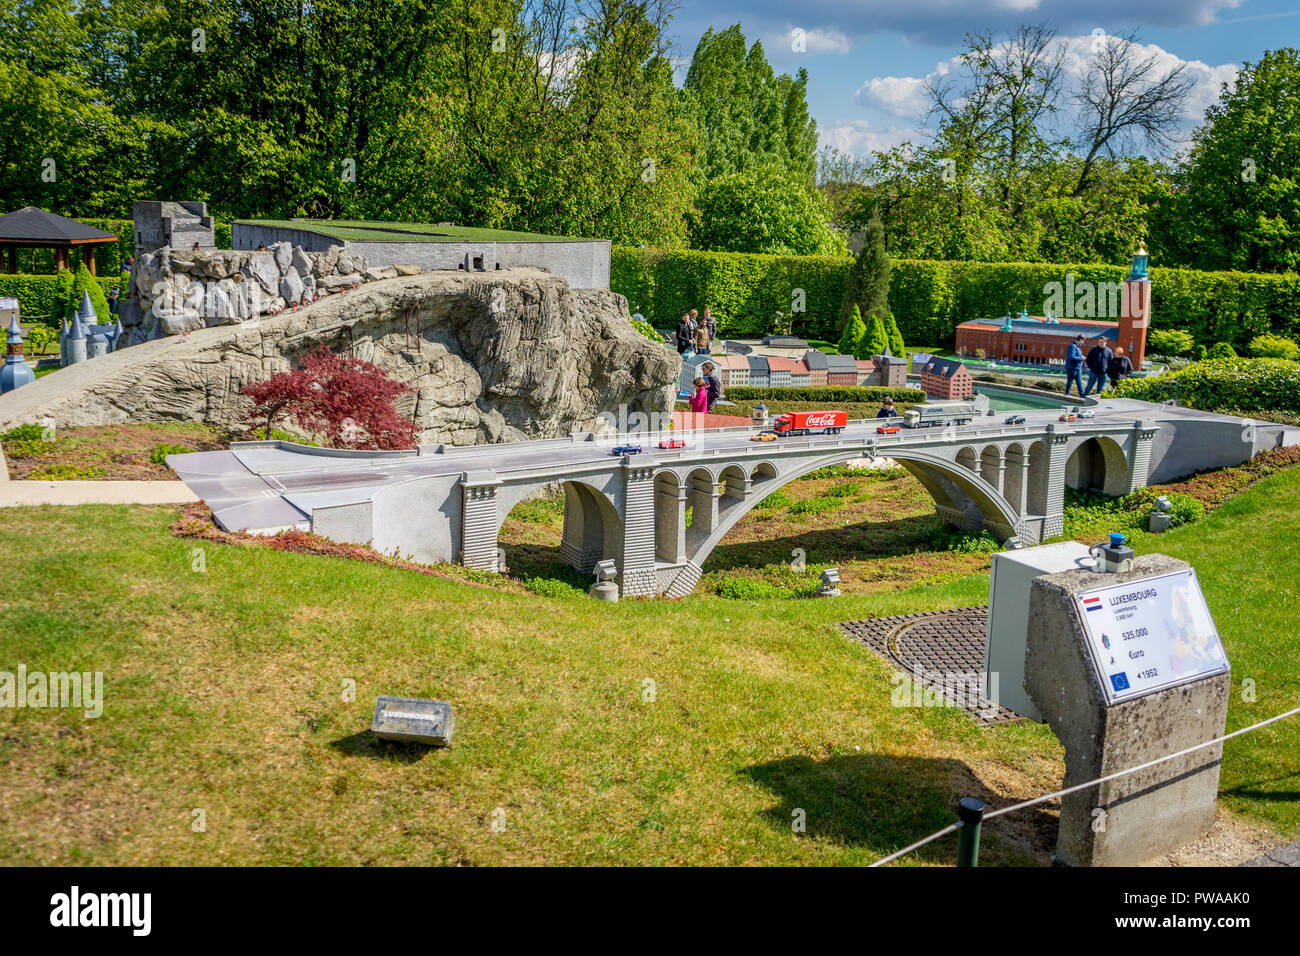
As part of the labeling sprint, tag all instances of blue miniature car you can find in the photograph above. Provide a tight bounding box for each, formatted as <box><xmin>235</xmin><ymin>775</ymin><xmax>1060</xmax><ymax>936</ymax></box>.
<box><xmin>611</xmin><ymin>444</ymin><xmax>642</xmax><ymax>456</ymax></box>
<box><xmin>1004</xmin><ymin>414</ymin><xmax>1026</xmax><ymax>425</ymax></box>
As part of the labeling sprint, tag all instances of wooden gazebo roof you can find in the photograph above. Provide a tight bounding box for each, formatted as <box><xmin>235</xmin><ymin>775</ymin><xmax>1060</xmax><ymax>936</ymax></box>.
<box><xmin>0</xmin><ymin>206</ymin><xmax>118</xmax><ymax>274</ymax></box>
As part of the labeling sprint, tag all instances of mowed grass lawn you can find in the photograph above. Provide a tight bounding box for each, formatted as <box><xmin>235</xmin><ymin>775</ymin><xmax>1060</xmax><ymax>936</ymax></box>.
<box><xmin>1</xmin><ymin>469</ymin><xmax>1298</xmax><ymax>865</ymax></box>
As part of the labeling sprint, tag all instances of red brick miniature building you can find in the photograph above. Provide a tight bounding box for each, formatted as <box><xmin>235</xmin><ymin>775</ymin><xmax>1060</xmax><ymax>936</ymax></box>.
<box><xmin>954</xmin><ymin>250</ymin><xmax>1151</xmax><ymax>370</ymax></box>
<box><xmin>920</xmin><ymin>357</ymin><xmax>974</xmax><ymax>400</ymax></box>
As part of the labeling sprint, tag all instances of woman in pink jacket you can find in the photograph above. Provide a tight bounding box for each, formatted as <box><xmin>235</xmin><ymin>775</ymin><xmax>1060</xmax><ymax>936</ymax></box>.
<box><xmin>689</xmin><ymin>377</ymin><xmax>709</xmax><ymax>413</ymax></box>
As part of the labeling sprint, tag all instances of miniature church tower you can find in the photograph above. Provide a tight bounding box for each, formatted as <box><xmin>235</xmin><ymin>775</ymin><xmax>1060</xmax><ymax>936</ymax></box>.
<box><xmin>2</xmin><ymin>312</ymin><xmax>36</xmax><ymax>394</ymax></box>
<box><xmin>1119</xmin><ymin>247</ymin><xmax>1151</xmax><ymax>371</ymax></box>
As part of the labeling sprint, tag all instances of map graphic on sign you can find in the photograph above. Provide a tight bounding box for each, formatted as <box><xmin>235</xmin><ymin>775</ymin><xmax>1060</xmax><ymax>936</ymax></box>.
<box><xmin>1073</xmin><ymin>568</ymin><xmax>1228</xmax><ymax>704</ymax></box>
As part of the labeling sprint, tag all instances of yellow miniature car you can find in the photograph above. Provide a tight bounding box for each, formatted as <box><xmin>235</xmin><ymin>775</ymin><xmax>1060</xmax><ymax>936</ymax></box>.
<box><xmin>751</xmin><ymin>430</ymin><xmax>778</xmax><ymax>442</ymax></box>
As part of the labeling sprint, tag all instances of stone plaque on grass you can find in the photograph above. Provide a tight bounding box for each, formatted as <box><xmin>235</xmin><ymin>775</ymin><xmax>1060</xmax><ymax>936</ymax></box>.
<box><xmin>371</xmin><ymin>696</ymin><xmax>454</xmax><ymax>746</ymax></box>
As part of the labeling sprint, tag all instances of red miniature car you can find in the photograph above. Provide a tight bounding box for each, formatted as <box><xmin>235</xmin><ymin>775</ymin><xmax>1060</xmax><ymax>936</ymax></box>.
<box><xmin>876</xmin><ymin>423</ymin><xmax>901</xmax><ymax>434</ymax></box>
<box><xmin>658</xmin><ymin>438</ymin><xmax>686</xmax><ymax>449</ymax></box>
<box><xmin>1059</xmin><ymin>413</ymin><xmax>1077</xmax><ymax>423</ymax></box>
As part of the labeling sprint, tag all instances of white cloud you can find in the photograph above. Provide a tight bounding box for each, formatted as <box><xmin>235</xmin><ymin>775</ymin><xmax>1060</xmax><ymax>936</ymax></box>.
<box><xmin>820</xmin><ymin>120</ymin><xmax>914</xmax><ymax>157</ymax></box>
<box><xmin>781</xmin><ymin>26</ymin><xmax>853</xmax><ymax>55</ymax></box>
<box><xmin>854</xmin><ymin>74</ymin><xmax>932</xmax><ymax>119</ymax></box>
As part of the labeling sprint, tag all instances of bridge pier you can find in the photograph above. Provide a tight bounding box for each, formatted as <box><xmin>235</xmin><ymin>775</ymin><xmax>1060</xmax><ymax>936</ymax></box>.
<box><xmin>655</xmin><ymin>474</ymin><xmax>688</xmax><ymax>564</ymax></box>
<box><xmin>560</xmin><ymin>482</ymin><xmax>612</xmax><ymax>574</ymax></box>
<box><xmin>1126</xmin><ymin>421</ymin><xmax>1158</xmax><ymax>493</ymax></box>
<box><xmin>620</xmin><ymin>464</ymin><xmax>658</xmax><ymax>597</ymax></box>
<box><xmin>461</xmin><ymin>472</ymin><xmax>504</xmax><ymax>570</ymax></box>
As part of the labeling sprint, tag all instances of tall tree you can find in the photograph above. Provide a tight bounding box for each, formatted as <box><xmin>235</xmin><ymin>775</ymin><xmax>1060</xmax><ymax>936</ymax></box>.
<box><xmin>1162</xmin><ymin>48</ymin><xmax>1300</xmax><ymax>273</ymax></box>
<box><xmin>842</xmin><ymin>214</ymin><xmax>890</xmax><ymax>326</ymax></box>
<box><xmin>683</xmin><ymin>24</ymin><xmax>817</xmax><ymax>184</ymax></box>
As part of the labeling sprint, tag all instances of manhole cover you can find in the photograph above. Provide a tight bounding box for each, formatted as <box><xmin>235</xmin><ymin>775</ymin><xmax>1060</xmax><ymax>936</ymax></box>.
<box><xmin>840</xmin><ymin>607</ymin><xmax>1023</xmax><ymax>725</ymax></box>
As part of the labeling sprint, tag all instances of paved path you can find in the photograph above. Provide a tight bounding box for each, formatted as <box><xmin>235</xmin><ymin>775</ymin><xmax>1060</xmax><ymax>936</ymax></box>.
<box><xmin>1240</xmin><ymin>840</ymin><xmax>1300</xmax><ymax>867</ymax></box>
<box><xmin>0</xmin><ymin>480</ymin><xmax>198</xmax><ymax>507</ymax></box>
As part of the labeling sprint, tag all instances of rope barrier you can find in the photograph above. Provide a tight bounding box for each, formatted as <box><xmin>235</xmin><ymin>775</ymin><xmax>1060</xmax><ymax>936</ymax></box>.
<box><xmin>869</xmin><ymin>703</ymin><xmax>1300</xmax><ymax>867</ymax></box>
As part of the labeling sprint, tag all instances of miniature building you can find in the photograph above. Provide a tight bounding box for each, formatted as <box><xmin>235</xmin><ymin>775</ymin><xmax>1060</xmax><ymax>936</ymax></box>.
<box><xmin>825</xmin><ymin>353</ymin><xmax>858</xmax><ymax>386</ymax></box>
<box><xmin>920</xmin><ymin>356</ymin><xmax>974</xmax><ymax>400</ymax></box>
<box><xmin>133</xmin><ymin>201</ymin><xmax>215</xmax><ymax>254</ymax></box>
<box><xmin>718</xmin><ymin>354</ymin><xmax>750</xmax><ymax>387</ymax></box>
<box><xmin>909</xmin><ymin>352</ymin><xmax>933</xmax><ymax>375</ymax></box>
<box><xmin>854</xmin><ymin>350</ymin><xmax>908</xmax><ymax>388</ymax></box>
<box><xmin>1</xmin><ymin>303</ymin><xmax>35</xmax><ymax>394</ymax></box>
<box><xmin>954</xmin><ymin>250</ymin><xmax>1150</xmax><ymax>370</ymax></box>
<box><xmin>761</xmin><ymin>335</ymin><xmax>808</xmax><ymax>349</ymax></box>
<box><xmin>747</xmin><ymin>355</ymin><xmax>770</xmax><ymax>388</ymax></box>
<box><xmin>765</xmin><ymin>355</ymin><xmax>797</xmax><ymax>388</ymax></box>
<box><xmin>803</xmin><ymin>350</ymin><xmax>828</xmax><ymax>386</ymax></box>
<box><xmin>789</xmin><ymin>359</ymin><xmax>810</xmax><ymax>387</ymax></box>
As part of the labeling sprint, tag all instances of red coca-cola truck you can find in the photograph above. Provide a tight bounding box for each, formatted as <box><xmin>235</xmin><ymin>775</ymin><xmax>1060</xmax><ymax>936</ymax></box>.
<box><xmin>771</xmin><ymin>410</ymin><xmax>847</xmax><ymax>436</ymax></box>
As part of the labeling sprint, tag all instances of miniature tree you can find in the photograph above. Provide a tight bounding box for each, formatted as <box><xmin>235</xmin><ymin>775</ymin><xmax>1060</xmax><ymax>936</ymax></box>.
<box><xmin>855</xmin><ymin>312</ymin><xmax>890</xmax><ymax>359</ymax></box>
<box><xmin>841</xmin><ymin>213</ymin><xmax>890</xmax><ymax>328</ymax></box>
<box><xmin>1207</xmin><ymin>341</ymin><xmax>1237</xmax><ymax>360</ymax></box>
<box><xmin>242</xmin><ymin>345</ymin><xmax>419</xmax><ymax>450</ymax></box>
<box><xmin>69</xmin><ymin>262</ymin><xmax>110</xmax><ymax>320</ymax></box>
<box><xmin>838</xmin><ymin>305</ymin><xmax>867</xmax><ymax>355</ymax></box>
<box><xmin>885</xmin><ymin>312</ymin><xmax>907</xmax><ymax>362</ymax></box>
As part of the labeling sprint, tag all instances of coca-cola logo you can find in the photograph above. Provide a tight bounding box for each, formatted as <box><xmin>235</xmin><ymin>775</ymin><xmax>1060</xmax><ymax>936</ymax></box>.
<box><xmin>804</xmin><ymin>413</ymin><xmax>838</xmax><ymax>427</ymax></box>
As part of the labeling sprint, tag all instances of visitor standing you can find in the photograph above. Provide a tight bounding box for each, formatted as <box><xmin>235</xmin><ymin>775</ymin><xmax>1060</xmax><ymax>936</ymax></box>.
<box><xmin>107</xmin><ymin>288</ymin><xmax>120</xmax><ymax>316</ymax></box>
<box><xmin>1065</xmin><ymin>335</ymin><xmax>1086</xmax><ymax>398</ymax></box>
<box><xmin>1107</xmin><ymin>347</ymin><xmax>1133</xmax><ymax>390</ymax></box>
<box><xmin>676</xmin><ymin>314</ymin><xmax>694</xmax><ymax>355</ymax></box>
<box><xmin>689</xmin><ymin>377</ymin><xmax>709</xmax><ymax>413</ymax></box>
<box><xmin>693</xmin><ymin>321</ymin><xmax>710</xmax><ymax>356</ymax></box>
<box><xmin>877</xmin><ymin>397</ymin><xmax>899</xmax><ymax>418</ymax></box>
<box><xmin>701</xmin><ymin>361</ymin><xmax>722</xmax><ymax>412</ymax></box>
<box><xmin>702</xmin><ymin>307</ymin><xmax>716</xmax><ymax>343</ymax></box>
<box><xmin>1084</xmin><ymin>339</ymin><xmax>1113</xmax><ymax>396</ymax></box>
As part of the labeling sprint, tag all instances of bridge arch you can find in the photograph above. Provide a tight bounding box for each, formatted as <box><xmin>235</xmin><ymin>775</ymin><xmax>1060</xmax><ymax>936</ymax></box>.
<box><xmin>1065</xmin><ymin>435</ymin><xmax>1130</xmax><ymax>497</ymax></box>
<box><xmin>680</xmin><ymin>446</ymin><xmax>1023</xmax><ymax>570</ymax></box>
<box><xmin>956</xmin><ymin>446</ymin><xmax>977</xmax><ymax>472</ymax></box>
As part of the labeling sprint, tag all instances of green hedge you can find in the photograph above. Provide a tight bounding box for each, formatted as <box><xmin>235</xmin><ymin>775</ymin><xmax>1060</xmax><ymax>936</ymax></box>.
<box><xmin>612</xmin><ymin>247</ymin><xmax>1300</xmax><ymax>350</ymax></box>
<box><xmin>723</xmin><ymin>385</ymin><xmax>926</xmax><ymax>403</ymax></box>
<box><xmin>0</xmin><ymin>274</ymin><xmax>120</xmax><ymax>324</ymax></box>
<box><xmin>1112</xmin><ymin>357</ymin><xmax>1300</xmax><ymax>414</ymax></box>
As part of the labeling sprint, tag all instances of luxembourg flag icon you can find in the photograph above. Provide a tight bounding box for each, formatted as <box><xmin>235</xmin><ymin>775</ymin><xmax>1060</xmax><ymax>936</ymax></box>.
<box><xmin>1082</xmin><ymin>596</ymin><xmax>1103</xmax><ymax>613</ymax></box>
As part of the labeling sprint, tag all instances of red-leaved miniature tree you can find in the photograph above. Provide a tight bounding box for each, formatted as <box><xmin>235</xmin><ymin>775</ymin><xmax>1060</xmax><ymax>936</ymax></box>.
<box><xmin>242</xmin><ymin>345</ymin><xmax>419</xmax><ymax>450</ymax></box>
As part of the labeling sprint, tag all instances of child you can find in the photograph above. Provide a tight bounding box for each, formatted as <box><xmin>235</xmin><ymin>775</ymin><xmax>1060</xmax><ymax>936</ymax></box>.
<box><xmin>690</xmin><ymin>377</ymin><xmax>709</xmax><ymax>413</ymax></box>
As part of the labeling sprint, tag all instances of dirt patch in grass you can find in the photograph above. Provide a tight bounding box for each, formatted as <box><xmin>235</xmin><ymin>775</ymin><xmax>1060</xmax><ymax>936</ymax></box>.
<box><xmin>170</xmin><ymin>503</ymin><xmax>523</xmax><ymax>593</ymax></box>
<box><xmin>3</xmin><ymin>423</ymin><xmax>229</xmax><ymax>480</ymax></box>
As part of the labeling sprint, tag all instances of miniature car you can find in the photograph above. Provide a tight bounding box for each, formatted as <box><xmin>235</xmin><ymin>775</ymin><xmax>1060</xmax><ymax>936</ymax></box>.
<box><xmin>658</xmin><ymin>438</ymin><xmax>686</xmax><ymax>449</ymax></box>
<box><xmin>1079</xmin><ymin>409</ymin><xmax>1096</xmax><ymax>419</ymax></box>
<box><xmin>1004</xmin><ymin>414</ymin><xmax>1026</xmax><ymax>426</ymax></box>
<box><xmin>611</xmin><ymin>444</ymin><xmax>642</xmax><ymax>456</ymax></box>
<box><xmin>876</xmin><ymin>423</ymin><xmax>902</xmax><ymax>434</ymax></box>
<box><xmin>1059</xmin><ymin>413</ymin><xmax>1077</xmax><ymax>423</ymax></box>
<box><xmin>751</xmin><ymin>431</ymin><xmax>778</xmax><ymax>442</ymax></box>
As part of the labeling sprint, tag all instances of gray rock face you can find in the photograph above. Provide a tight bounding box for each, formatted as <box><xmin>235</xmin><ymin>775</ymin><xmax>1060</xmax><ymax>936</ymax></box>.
<box><xmin>280</xmin><ymin>267</ymin><xmax>305</xmax><ymax>304</ymax></box>
<box><xmin>0</xmin><ymin>270</ymin><xmax>679</xmax><ymax>447</ymax></box>
<box><xmin>244</xmin><ymin>252</ymin><xmax>280</xmax><ymax>295</ymax></box>
<box><xmin>291</xmin><ymin>246</ymin><xmax>313</xmax><ymax>276</ymax></box>
<box><xmin>273</xmin><ymin>242</ymin><xmax>293</xmax><ymax>272</ymax></box>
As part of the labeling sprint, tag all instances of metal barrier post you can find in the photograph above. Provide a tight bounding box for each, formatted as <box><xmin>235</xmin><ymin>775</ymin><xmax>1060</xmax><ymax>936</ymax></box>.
<box><xmin>956</xmin><ymin>797</ymin><xmax>985</xmax><ymax>867</ymax></box>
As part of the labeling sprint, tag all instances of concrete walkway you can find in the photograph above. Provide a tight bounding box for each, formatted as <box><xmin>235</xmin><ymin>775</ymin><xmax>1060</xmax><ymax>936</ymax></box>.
<box><xmin>0</xmin><ymin>480</ymin><xmax>198</xmax><ymax>507</ymax></box>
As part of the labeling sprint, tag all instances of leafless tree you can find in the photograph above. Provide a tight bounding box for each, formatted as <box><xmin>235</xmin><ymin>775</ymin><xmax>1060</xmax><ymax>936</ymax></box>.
<box><xmin>1072</xmin><ymin>30</ymin><xmax>1195</xmax><ymax>194</ymax></box>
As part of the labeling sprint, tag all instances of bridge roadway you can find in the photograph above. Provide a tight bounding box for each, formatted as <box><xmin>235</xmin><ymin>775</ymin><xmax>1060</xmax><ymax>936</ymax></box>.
<box><xmin>169</xmin><ymin>396</ymin><xmax>1295</xmax><ymax>597</ymax></box>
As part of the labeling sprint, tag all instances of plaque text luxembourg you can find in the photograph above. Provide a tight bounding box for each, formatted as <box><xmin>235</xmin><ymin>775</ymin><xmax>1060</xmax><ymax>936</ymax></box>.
<box><xmin>372</xmin><ymin>696</ymin><xmax>454</xmax><ymax>746</ymax></box>
<box><xmin>1073</xmin><ymin>568</ymin><xmax>1228</xmax><ymax>704</ymax></box>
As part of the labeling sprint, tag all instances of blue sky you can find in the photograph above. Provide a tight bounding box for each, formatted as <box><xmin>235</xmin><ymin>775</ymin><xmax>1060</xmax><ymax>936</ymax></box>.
<box><xmin>662</xmin><ymin>0</ymin><xmax>1300</xmax><ymax>158</ymax></box>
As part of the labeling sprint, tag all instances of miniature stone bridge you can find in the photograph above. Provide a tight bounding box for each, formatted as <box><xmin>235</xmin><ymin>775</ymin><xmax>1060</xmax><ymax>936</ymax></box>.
<box><xmin>170</xmin><ymin>398</ymin><xmax>1290</xmax><ymax>598</ymax></box>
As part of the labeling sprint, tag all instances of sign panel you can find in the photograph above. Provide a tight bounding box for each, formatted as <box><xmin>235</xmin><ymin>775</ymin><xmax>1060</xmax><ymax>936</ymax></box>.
<box><xmin>1073</xmin><ymin>569</ymin><xmax>1228</xmax><ymax>704</ymax></box>
<box><xmin>372</xmin><ymin>696</ymin><xmax>454</xmax><ymax>746</ymax></box>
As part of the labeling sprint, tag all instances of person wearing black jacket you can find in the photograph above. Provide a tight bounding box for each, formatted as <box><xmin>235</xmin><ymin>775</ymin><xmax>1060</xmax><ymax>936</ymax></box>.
<box><xmin>1107</xmin><ymin>347</ymin><xmax>1133</xmax><ymax>389</ymax></box>
<box><xmin>1084</xmin><ymin>340</ymin><xmax>1113</xmax><ymax>396</ymax></box>
<box><xmin>676</xmin><ymin>314</ymin><xmax>694</xmax><ymax>355</ymax></box>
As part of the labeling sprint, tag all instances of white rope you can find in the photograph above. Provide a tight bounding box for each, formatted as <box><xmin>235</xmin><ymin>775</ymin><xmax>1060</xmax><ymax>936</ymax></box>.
<box><xmin>870</xmin><ymin>703</ymin><xmax>1300</xmax><ymax>867</ymax></box>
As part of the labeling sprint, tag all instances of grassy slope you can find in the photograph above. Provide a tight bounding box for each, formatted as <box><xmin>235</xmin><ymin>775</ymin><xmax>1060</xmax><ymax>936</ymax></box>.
<box><xmin>1</xmin><ymin>471</ymin><xmax>1298</xmax><ymax>864</ymax></box>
